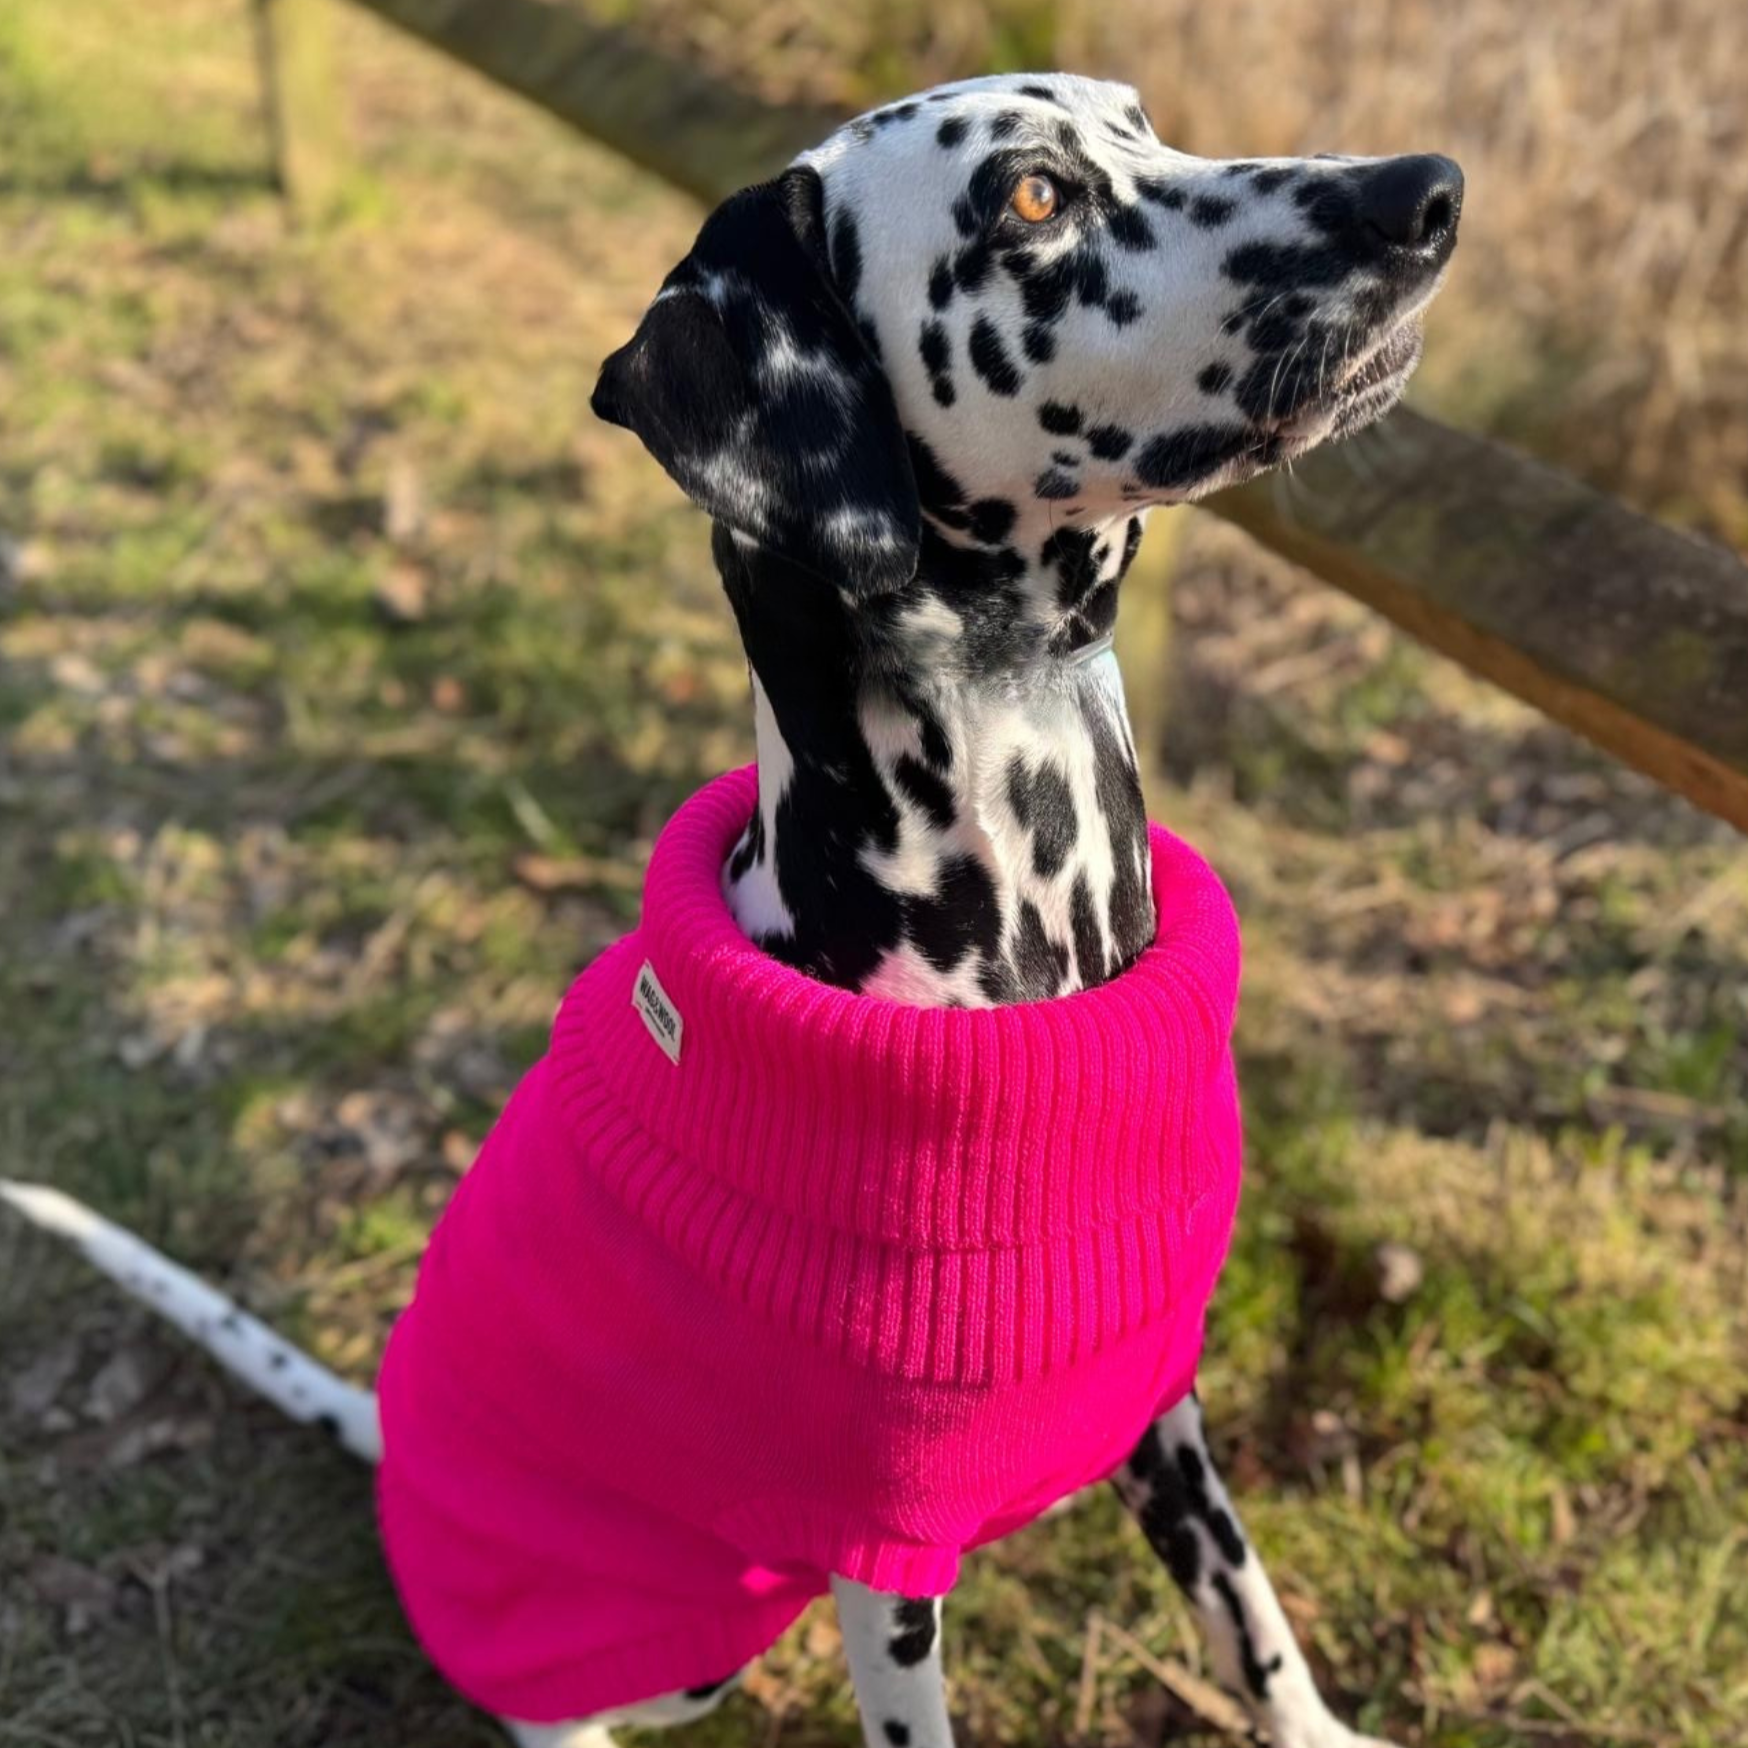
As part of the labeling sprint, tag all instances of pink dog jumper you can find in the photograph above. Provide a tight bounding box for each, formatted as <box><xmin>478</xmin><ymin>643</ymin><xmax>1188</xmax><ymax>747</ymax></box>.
<box><xmin>376</xmin><ymin>766</ymin><xmax>1244</xmax><ymax>1723</ymax></box>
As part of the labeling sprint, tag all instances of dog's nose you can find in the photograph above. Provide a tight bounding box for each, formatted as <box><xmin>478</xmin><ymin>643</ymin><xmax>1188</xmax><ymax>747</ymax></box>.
<box><xmin>1354</xmin><ymin>154</ymin><xmax>1463</xmax><ymax>252</ymax></box>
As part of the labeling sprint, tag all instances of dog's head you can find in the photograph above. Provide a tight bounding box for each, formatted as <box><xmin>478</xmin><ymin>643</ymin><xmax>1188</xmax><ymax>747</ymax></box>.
<box><xmin>595</xmin><ymin>74</ymin><xmax>1460</xmax><ymax>647</ymax></box>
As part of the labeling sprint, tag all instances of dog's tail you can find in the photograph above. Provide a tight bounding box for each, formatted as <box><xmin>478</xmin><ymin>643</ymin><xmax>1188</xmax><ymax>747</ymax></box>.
<box><xmin>0</xmin><ymin>1180</ymin><xmax>382</xmax><ymax>1463</ymax></box>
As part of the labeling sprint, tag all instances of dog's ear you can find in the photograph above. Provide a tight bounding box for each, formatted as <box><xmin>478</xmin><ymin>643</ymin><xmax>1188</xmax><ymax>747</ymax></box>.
<box><xmin>591</xmin><ymin>166</ymin><xmax>919</xmax><ymax>594</ymax></box>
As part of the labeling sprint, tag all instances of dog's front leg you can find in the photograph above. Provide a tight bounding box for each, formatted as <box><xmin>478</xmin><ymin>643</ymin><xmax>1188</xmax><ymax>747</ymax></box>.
<box><xmin>832</xmin><ymin>1576</ymin><xmax>954</xmax><ymax>1748</ymax></box>
<box><xmin>1114</xmin><ymin>1395</ymin><xmax>1401</xmax><ymax>1748</ymax></box>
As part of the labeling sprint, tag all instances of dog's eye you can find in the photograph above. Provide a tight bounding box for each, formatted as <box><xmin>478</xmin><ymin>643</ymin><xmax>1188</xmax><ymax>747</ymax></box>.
<box><xmin>1010</xmin><ymin>174</ymin><xmax>1060</xmax><ymax>223</ymax></box>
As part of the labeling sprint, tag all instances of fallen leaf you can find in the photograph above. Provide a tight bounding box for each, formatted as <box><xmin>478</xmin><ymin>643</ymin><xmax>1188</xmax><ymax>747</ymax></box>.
<box><xmin>383</xmin><ymin>455</ymin><xmax>425</xmax><ymax>544</ymax></box>
<box><xmin>1473</xmin><ymin>1642</ymin><xmax>1518</xmax><ymax>1692</ymax></box>
<box><xmin>29</xmin><ymin>1556</ymin><xmax>118</xmax><ymax>1635</ymax></box>
<box><xmin>82</xmin><ymin>1346</ymin><xmax>163</xmax><ymax>1425</ymax></box>
<box><xmin>9</xmin><ymin>1338</ymin><xmax>81</xmax><ymax>1419</ymax></box>
<box><xmin>1375</xmin><ymin>1240</ymin><xmax>1426</xmax><ymax>1304</ymax></box>
<box><xmin>330</xmin><ymin>1088</ymin><xmax>429</xmax><ymax>1181</ymax></box>
<box><xmin>373</xmin><ymin>560</ymin><xmax>430</xmax><ymax>626</ymax></box>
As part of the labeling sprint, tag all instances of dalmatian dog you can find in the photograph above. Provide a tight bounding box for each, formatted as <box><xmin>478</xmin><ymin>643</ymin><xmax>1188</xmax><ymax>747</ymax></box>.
<box><xmin>1</xmin><ymin>72</ymin><xmax>1459</xmax><ymax>1748</ymax></box>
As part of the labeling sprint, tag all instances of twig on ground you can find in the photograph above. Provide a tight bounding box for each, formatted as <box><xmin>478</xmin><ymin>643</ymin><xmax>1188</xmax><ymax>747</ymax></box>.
<box><xmin>1093</xmin><ymin>1614</ymin><xmax>1254</xmax><ymax>1737</ymax></box>
<box><xmin>1075</xmin><ymin>1611</ymin><xmax>1104</xmax><ymax>1741</ymax></box>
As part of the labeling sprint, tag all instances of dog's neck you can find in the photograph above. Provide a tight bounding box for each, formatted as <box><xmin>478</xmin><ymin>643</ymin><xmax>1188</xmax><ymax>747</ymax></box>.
<box><xmin>715</xmin><ymin>499</ymin><xmax>1157</xmax><ymax>1006</ymax></box>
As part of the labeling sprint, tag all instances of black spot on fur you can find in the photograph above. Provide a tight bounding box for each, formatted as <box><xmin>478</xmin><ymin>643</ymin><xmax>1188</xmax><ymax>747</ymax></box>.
<box><xmin>990</xmin><ymin>110</ymin><xmax>1023</xmax><ymax>141</ymax></box>
<box><xmin>1190</xmin><ymin>194</ymin><xmax>1238</xmax><ymax>228</ymax></box>
<box><xmin>1133</xmin><ymin>424</ymin><xmax>1251</xmax><ymax>490</ymax></box>
<box><xmin>1118</xmin><ymin>516</ymin><xmax>1144</xmax><ymax>576</ymax></box>
<box><xmin>1108</xmin><ymin>205</ymin><xmax>1155</xmax><ymax>251</ymax></box>
<box><xmin>1120</xmin><ymin>1425</ymin><xmax>1204</xmax><ymax>1592</ymax></box>
<box><xmin>1074</xmin><ymin>251</ymin><xmax>1109</xmax><ymax>307</ymax></box>
<box><xmin>968</xmin><ymin>497</ymin><xmax>1016</xmax><ymax>545</ymax></box>
<box><xmin>919</xmin><ymin>320</ymin><xmax>955</xmax><ymax>407</ymax></box>
<box><xmin>1105</xmin><ymin>289</ymin><xmax>1142</xmax><ymax>326</ymax></box>
<box><xmin>1008</xmin><ymin>758</ymin><xmax>1076</xmax><ymax>878</ymax></box>
<box><xmin>887</xmin><ymin>1599</ymin><xmax>939</xmax><ymax>1668</ymax></box>
<box><xmin>906</xmin><ymin>434</ymin><xmax>970</xmax><ymax>527</ymax></box>
<box><xmin>1173</xmin><ymin>1444</ymin><xmax>1249</xmax><ymax>1568</ymax></box>
<box><xmin>1018</xmin><ymin>261</ymin><xmax>1073</xmax><ymax>327</ymax></box>
<box><xmin>1034</xmin><ymin>467</ymin><xmax>1078</xmax><ymax>500</ymax></box>
<box><xmin>1249</xmin><ymin>166</ymin><xmax>1294</xmax><ymax>194</ymax></box>
<box><xmin>906</xmin><ymin>856</ymin><xmax>1000</xmax><ymax>973</ymax></box>
<box><xmin>1209</xmin><ymin>1505</ymin><xmax>1248</xmax><ymax>1566</ymax></box>
<box><xmin>1041</xmin><ymin>524</ymin><xmax>1097</xmax><ymax>608</ymax></box>
<box><xmin>1294</xmin><ymin>169</ymin><xmax>1365</xmax><ymax>236</ymax></box>
<box><xmin>1014</xmin><ymin>900</ymin><xmax>1070</xmax><ymax>998</ymax></box>
<box><xmin>952</xmin><ymin>193</ymin><xmax>978</xmax><ymax>238</ymax></box>
<box><xmin>1214</xmin><ymin>1571</ymin><xmax>1284</xmax><ymax>1700</ymax></box>
<box><xmin>830</xmin><ymin>210</ymin><xmax>863</xmax><ymax>305</ymax></box>
<box><xmin>1086</xmin><ymin>424</ymin><xmax>1133</xmax><ymax>461</ymax></box>
<box><xmin>894</xmin><ymin>753</ymin><xmax>956</xmax><ymax>829</ymax></box>
<box><xmin>1019</xmin><ymin>83</ymin><xmax>1061</xmax><ymax>104</ymax></box>
<box><xmin>954</xmin><ymin>238</ymin><xmax>994</xmax><ymax>293</ymax></box>
<box><xmin>969</xmin><ymin>316</ymin><xmax>1022</xmax><ymax>396</ymax></box>
<box><xmin>1198</xmin><ymin>360</ymin><xmax>1234</xmax><ymax>395</ymax></box>
<box><xmin>884</xmin><ymin>1725</ymin><xmax>911</xmax><ymax>1748</ymax></box>
<box><xmin>1125</xmin><ymin>103</ymin><xmax>1150</xmax><ymax>133</ymax></box>
<box><xmin>269</xmin><ymin>1351</ymin><xmax>289</xmax><ymax>1370</ymax></box>
<box><xmin>1069</xmin><ymin>875</ymin><xmax>1102</xmax><ymax>987</ymax></box>
<box><xmin>1232</xmin><ymin>329</ymin><xmax>1331</xmax><ymax>423</ymax></box>
<box><xmin>927</xmin><ymin>256</ymin><xmax>955</xmax><ymax>311</ymax></box>
<box><xmin>1006</xmin><ymin>756</ymin><xmax>1035</xmax><ymax>828</ymax></box>
<box><xmin>1222</xmin><ymin>238</ymin><xmax>1349</xmax><ymax>296</ymax></box>
<box><xmin>936</xmin><ymin>116</ymin><xmax>967</xmax><ymax>149</ymax></box>
<box><xmin>916</xmin><ymin>705</ymin><xmax>953</xmax><ymax>770</ymax></box>
<box><xmin>1051</xmin><ymin>449</ymin><xmax>1078</xmax><ymax>467</ymax></box>
<box><xmin>1135</xmin><ymin>177</ymin><xmax>1185</xmax><ymax>210</ymax></box>
<box><xmin>1038</xmin><ymin>400</ymin><xmax>1082</xmax><ymax>435</ymax></box>
<box><xmin>1022</xmin><ymin>322</ymin><xmax>1056</xmax><ymax>363</ymax></box>
<box><xmin>1055</xmin><ymin>119</ymin><xmax>1082</xmax><ymax>151</ymax></box>
<box><xmin>1081</xmin><ymin>693</ymin><xmax>1151</xmax><ymax>972</ymax></box>
<box><xmin>1042</xmin><ymin>525</ymin><xmax>1116</xmax><ymax>654</ymax></box>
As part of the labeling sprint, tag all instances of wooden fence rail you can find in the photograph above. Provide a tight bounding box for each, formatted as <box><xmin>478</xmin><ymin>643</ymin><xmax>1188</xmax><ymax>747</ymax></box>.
<box><xmin>1218</xmin><ymin>414</ymin><xmax>1748</xmax><ymax>833</ymax></box>
<box><xmin>283</xmin><ymin>0</ymin><xmax>1748</xmax><ymax>833</ymax></box>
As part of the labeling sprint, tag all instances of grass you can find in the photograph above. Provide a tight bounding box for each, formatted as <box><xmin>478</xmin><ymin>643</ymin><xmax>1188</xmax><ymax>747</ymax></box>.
<box><xmin>1</xmin><ymin>4</ymin><xmax>1746</xmax><ymax>1747</ymax></box>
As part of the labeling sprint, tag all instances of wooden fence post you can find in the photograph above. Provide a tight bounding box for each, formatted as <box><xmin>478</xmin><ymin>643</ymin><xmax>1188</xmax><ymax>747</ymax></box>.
<box><xmin>251</xmin><ymin>0</ymin><xmax>346</xmax><ymax>220</ymax></box>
